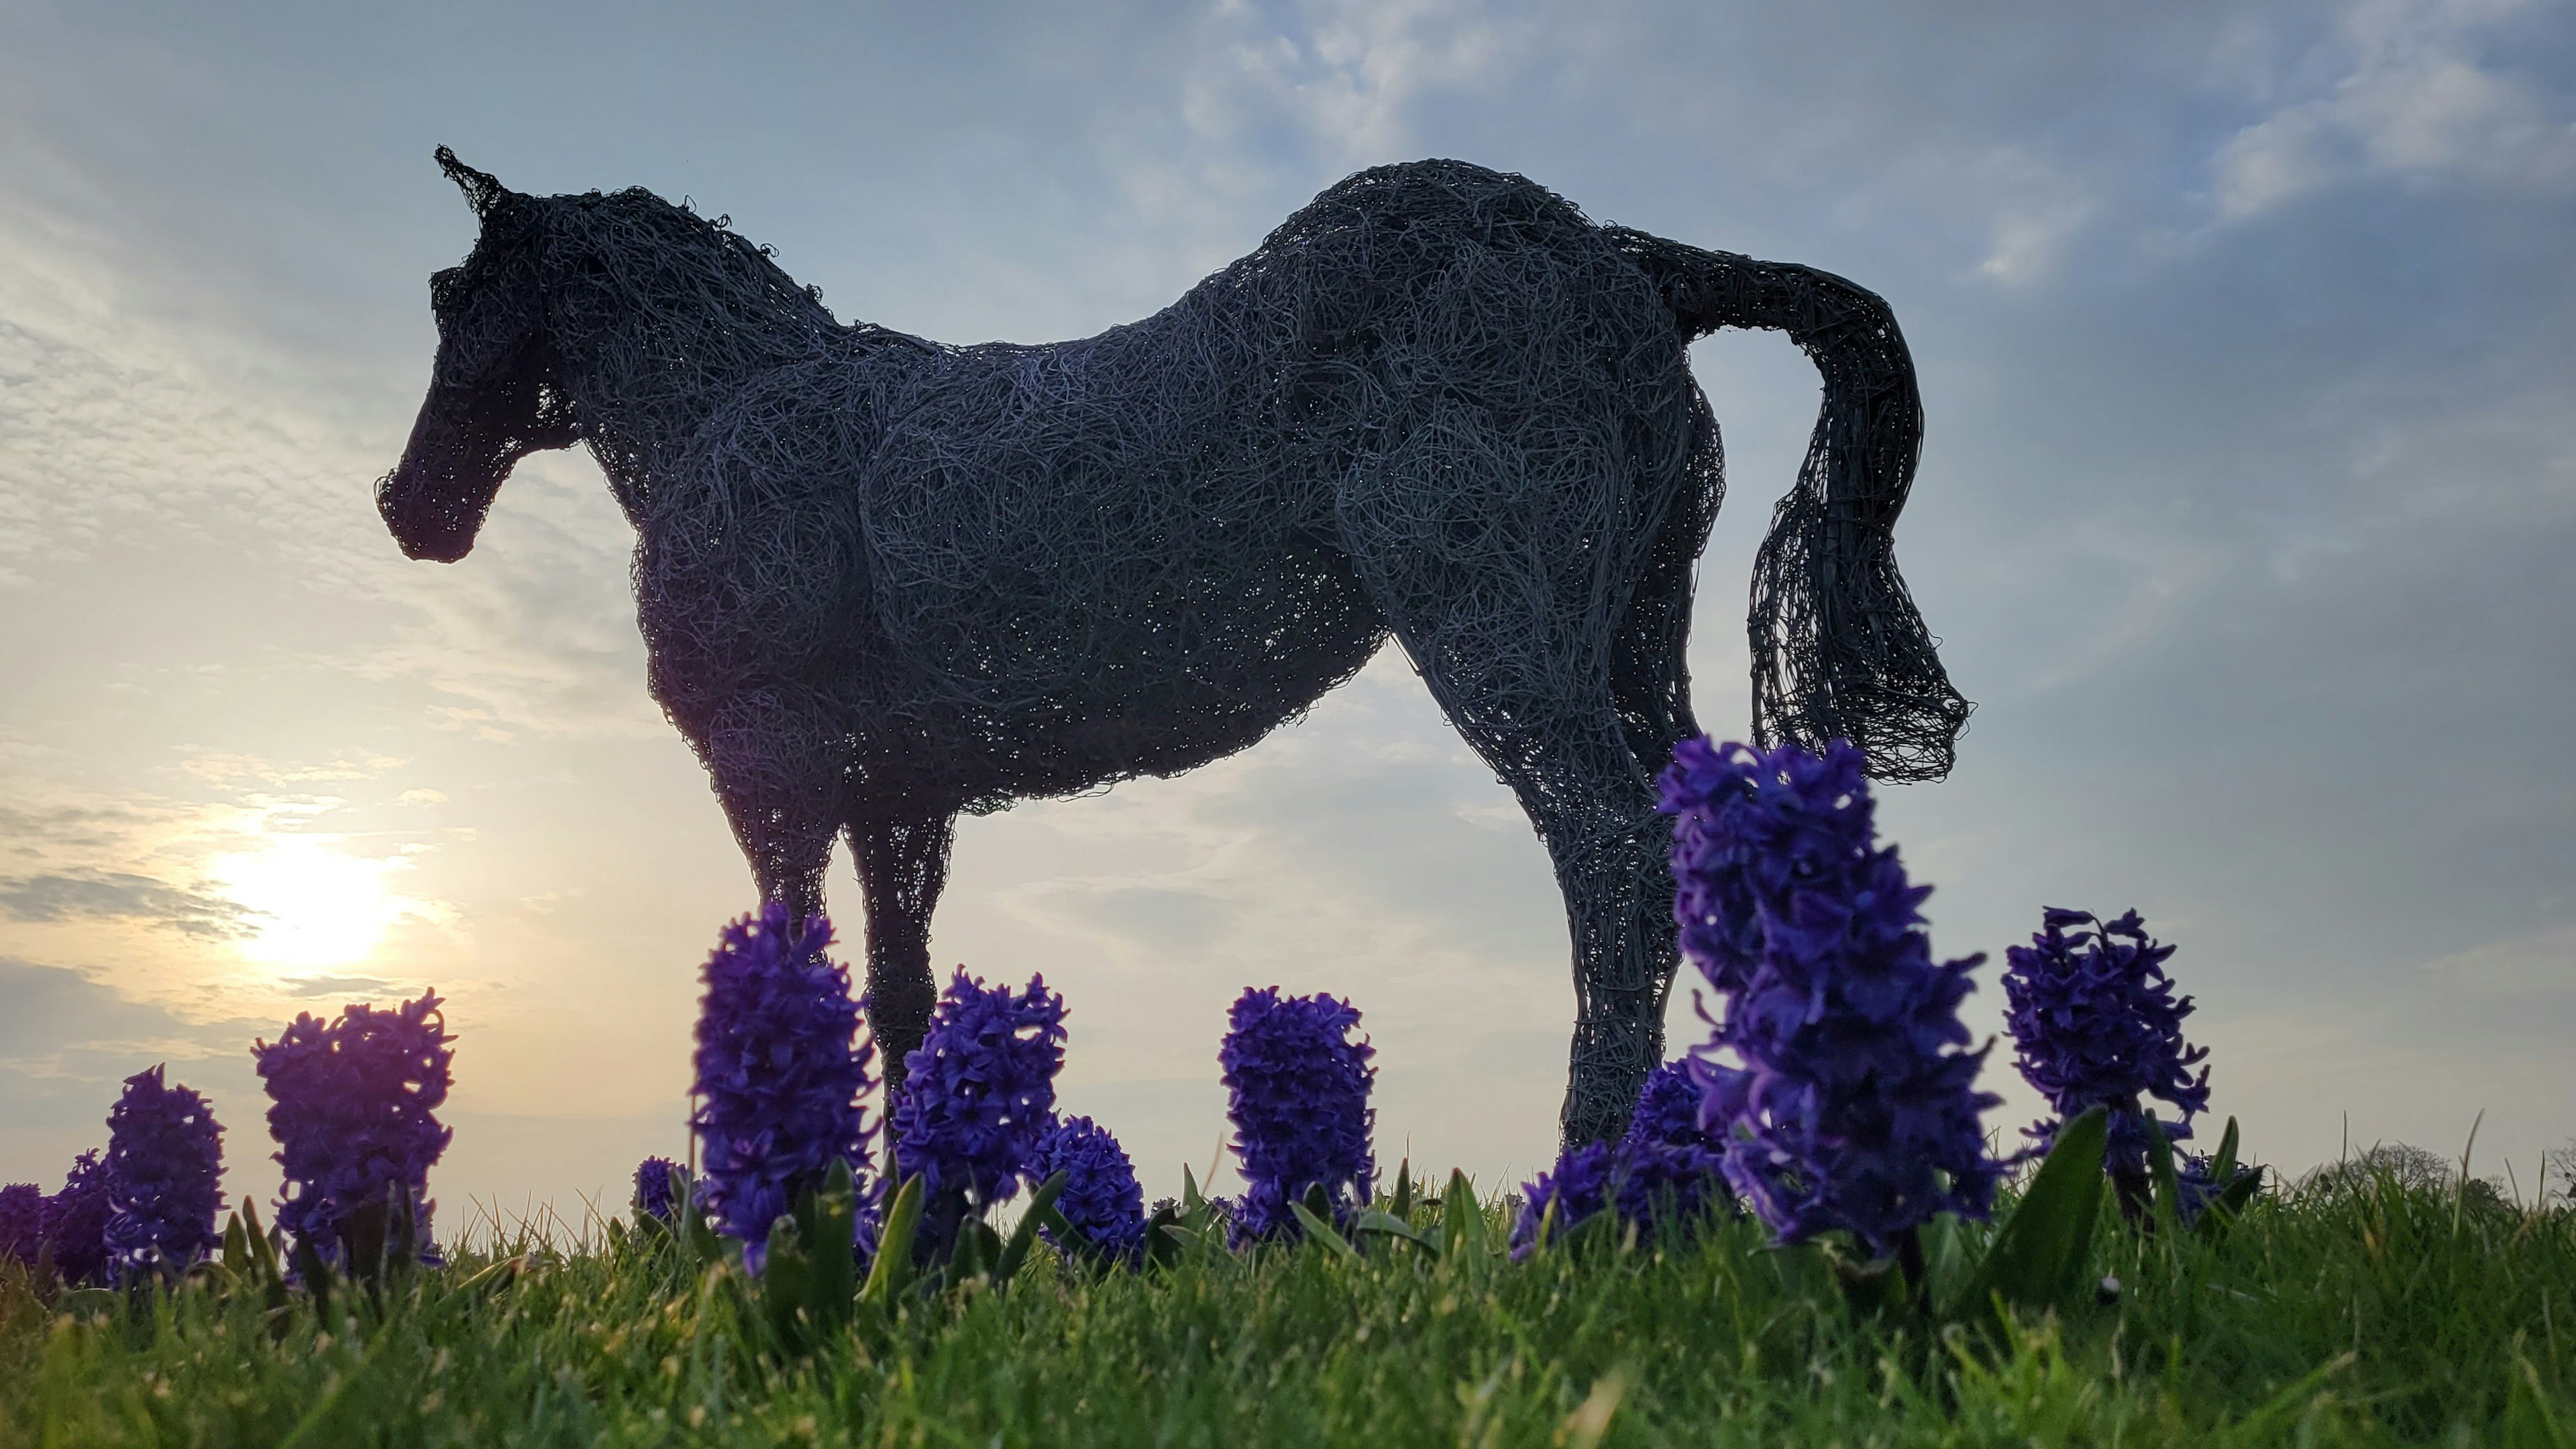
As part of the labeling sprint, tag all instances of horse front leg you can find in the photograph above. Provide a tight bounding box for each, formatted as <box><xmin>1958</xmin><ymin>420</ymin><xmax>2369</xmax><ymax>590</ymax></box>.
<box><xmin>693</xmin><ymin>680</ymin><xmax>851</xmax><ymax>926</ymax></box>
<box><xmin>849</xmin><ymin>810</ymin><xmax>955</xmax><ymax>1105</ymax></box>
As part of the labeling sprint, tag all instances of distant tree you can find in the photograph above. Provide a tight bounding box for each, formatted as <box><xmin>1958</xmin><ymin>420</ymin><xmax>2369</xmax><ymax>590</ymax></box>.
<box><xmin>2300</xmin><ymin>1142</ymin><xmax>2506</xmax><ymax>1210</ymax></box>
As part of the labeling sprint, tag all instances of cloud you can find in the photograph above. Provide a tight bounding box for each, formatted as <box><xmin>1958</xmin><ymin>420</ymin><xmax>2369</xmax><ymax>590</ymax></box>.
<box><xmin>0</xmin><ymin>868</ymin><xmax>253</xmax><ymax>938</ymax></box>
<box><xmin>2211</xmin><ymin>1</ymin><xmax>2576</xmax><ymax>220</ymax></box>
<box><xmin>2422</xmin><ymin>925</ymin><xmax>2576</xmax><ymax>996</ymax></box>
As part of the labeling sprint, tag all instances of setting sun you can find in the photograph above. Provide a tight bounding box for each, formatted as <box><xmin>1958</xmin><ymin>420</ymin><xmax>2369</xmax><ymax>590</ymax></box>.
<box><xmin>211</xmin><ymin>837</ymin><xmax>420</xmax><ymax>969</ymax></box>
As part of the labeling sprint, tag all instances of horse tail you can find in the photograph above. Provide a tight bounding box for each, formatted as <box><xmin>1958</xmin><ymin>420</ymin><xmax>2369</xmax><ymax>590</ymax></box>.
<box><xmin>1603</xmin><ymin>225</ymin><xmax>1971</xmax><ymax>783</ymax></box>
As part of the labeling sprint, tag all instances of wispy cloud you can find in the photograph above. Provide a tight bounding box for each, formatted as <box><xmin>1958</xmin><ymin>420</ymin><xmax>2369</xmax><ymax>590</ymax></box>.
<box><xmin>0</xmin><ymin>869</ymin><xmax>254</xmax><ymax>938</ymax></box>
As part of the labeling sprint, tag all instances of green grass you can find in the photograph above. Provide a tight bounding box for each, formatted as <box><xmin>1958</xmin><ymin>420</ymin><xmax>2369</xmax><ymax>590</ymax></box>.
<box><xmin>8</xmin><ymin>1168</ymin><xmax>2576</xmax><ymax>1448</ymax></box>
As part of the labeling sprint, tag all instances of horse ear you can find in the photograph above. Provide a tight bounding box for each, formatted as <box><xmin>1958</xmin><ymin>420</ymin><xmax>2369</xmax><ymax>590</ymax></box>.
<box><xmin>434</xmin><ymin>146</ymin><xmax>515</xmax><ymax>218</ymax></box>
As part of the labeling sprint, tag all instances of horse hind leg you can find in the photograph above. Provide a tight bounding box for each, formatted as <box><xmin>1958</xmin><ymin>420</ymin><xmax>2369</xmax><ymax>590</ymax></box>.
<box><xmin>1334</xmin><ymin>411</ymin><xmax>1684</xmax><ymax>1146</ymax></box>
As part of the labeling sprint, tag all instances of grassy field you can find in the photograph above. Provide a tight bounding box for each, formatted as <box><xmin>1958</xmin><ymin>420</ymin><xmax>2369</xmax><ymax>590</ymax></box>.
<box><xmin>5</xmin><ymin>1166</ymin><xmax>2574</xmax><ymax>1448</ymax></box>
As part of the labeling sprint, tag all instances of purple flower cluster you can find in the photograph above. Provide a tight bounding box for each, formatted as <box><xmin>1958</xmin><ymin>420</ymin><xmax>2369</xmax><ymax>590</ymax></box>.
<box><xmin>101</xmin><ymin>1065</ymin><xmax>225</xmax><ymax>1280</ymax></box>
<box><xmin>890</xmin><ymin>970</ymin><xmax>1067</xmax><ymax>1258</ymax></box>
<box><xmin>2002</xmin><ymin>908</ymin><xmax>2210</xmax><ymax>1175</ymax></box>
<box><xmin>1659</xmin><ymin>737</ymin><xmax>2003</xmax><ymax>1258</ymax></box>
<box><xmin>689</xmin><ymin>904</ymin><xmax>876</xmax><ymax>1271</ymax></box>
<box><xmin>48</xmin><ymin>1151</ymin><xmax>110</xmax><ymax>1284</ymax></box>
<box><xmin>1512</xmin><ymin>1063</ymin><xmax>1732</xmax><ymax>1257</ymax></box>
<box><xmin>0</xmin><ymin>1183</ymin><xmax>41</xmax><ymax>1267</ymax></box>
<box><xmin>1</xmin><ymin>1151</ymin><xmax>113</xmax><ymax>1285</ymax></box>
<box><xmin>1220</xmin><ymin>987</ymin><xmax>1375</xmax><ymax>1243</ymax></box>
<box><xmin>633</xmin><ymin>1157</ymin><xmax>692</xmax><ymax>1222</ymax></box>
<box><xmin>2176</xmin><ymin>1151</ymin><xmax>2257</xmax><ymax>1226</ymax></box>
<box><xmin>255</xmin><ymin>990</ymin><xmax>454</xmax><ymax>1263</ymax></box>
<box><xmin>1623</xmin><ymin>1059</ymin><xmax>1719</xmax><ymax>1153</ymax></box>
<box><xmin>1513</xmin><ymin>1140</ymin><xmax>1615</xmax><ymax>1256</ymax></box>
<box><xmin>1030</xmin><ymin>1114</ymin><xmax>1148</xmax><ymax>1264</ymax></box>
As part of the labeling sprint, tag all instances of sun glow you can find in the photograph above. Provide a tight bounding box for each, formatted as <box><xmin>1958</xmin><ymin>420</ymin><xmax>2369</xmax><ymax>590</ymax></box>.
<box><xmin>213</xmin><ymin>837</ymin><xmax>425</xmax><ymax>969</ymax></box>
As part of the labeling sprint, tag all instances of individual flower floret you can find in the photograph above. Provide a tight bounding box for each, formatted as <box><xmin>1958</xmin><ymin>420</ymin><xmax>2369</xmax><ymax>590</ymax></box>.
<box><xmin>1030</xmin><ymin>1114</ymin><xmax>1148</xmax><ymax>1265</ymax></box>
<box><xmin>689</xmin><ymin>904</ymin><xmax>877</xmax><ymax>1273</ymax></box>
<box><xmin>101</xmin><ymin>1065</ymin><xmax>225</xmax><ymax>1281</ymax></box>
<box><xmin>633</xmin><ymin>1157</ymin><xmax>692</xmax><ymax>1222</ymax></box>
<box><xmin>46</xmin><ymin>1150</ymin><xmax>111</xmax><ymax>1285</ymax></box>
<box><xmin>255</xmin><ymin>989</ymin><xmax>455</xmax><ymax>1266</ymax></box>
<box><xmin>890</xmin><ymin>970</ymin><xmax>1067</xmax><ymax>1260</ymax></box>
<box><xmin>0</xmin><ymin>1183</ymin><xmax>41</xmax><ymax>1268</ymax></box>
<box><xmin>2002</xmin><ymin>907</ymin><xmax>2210</xmax><ymax>1180</ymax></box>
<box><xmin>1658</xmin><ymin>737</ymin><xmax>2003</xmax><ymax>1262</ymax></box>
<box><xmin>1220</xmin><ymin>987</ymin><xmax>1375</xmax><ymax>1244</ymax></box>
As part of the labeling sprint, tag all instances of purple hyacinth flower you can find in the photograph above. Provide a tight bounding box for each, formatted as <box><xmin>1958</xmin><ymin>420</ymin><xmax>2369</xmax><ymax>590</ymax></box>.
<box><xmin>2002</xmin><ymin>908</ymin><xmax>2210</xmax><ymax>1178</ymax></box>
<box><xmin>0</xmin><ymin>1183</ymin><xmax>42</xmax><ymax>1269</ymax></box>
<box><xmin>255</xmin><ymin>989</ymin><xmax>455</xmax><ymax>1266</ymax></box>
<box><xmin>1220</xmin><ymin>987</ymin><xmax>1375</xmax><ymax>1244</ymax></box>
<box><xmin>46</xmin><ymin>1150</ymin><xmax>110</xmax><ymax>1285</ymax></box>
<box><xmin>101</xmin><ymin>1065</ymin><xmax>225</xmax><ymax>1280</ymax></box>
<box><xmin>633</xmin><ymin>1157</ymin><xmax>692</xmax><ymax>1222</ymax></box>
<box><xmin>688</xmin><ymin>904</ymin><xmax>877</xmax><ymax>1273</ymax></box>
<box><xmin>1658</xmin><ymin>737</ymin><xmax>2004</xmax><ymax>1260</ymax></box>
<box><xmin>890</xmin><ymin>970</ymin><xmax>1067</xmax><ymax>1260</ymax></box>
<box><xmin>1030</xmin><ymin>1114</ymin><xmax>1148</xmax><ymax>1265</ymax></box>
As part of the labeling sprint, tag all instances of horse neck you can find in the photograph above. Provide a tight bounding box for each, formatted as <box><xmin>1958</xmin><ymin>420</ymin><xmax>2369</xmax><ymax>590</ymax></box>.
<box><xmin>541</xmin><ymin>213</ymin><xmax>841</xmax><ymax>512</ymax></box>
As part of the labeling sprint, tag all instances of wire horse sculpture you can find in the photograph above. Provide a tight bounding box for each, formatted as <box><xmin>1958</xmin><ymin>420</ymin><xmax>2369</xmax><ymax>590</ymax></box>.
<box><xmin>382</xmin><ymin>148</ymin><xmax>1969</xmax><ymax>1144</ymax></box>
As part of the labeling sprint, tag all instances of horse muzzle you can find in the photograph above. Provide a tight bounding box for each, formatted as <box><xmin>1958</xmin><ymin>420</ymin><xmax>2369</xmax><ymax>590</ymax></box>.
<box><xmin>377</xmin><ymin>460</ymin><xmax>489</xmax><ymax>563</ymax></box>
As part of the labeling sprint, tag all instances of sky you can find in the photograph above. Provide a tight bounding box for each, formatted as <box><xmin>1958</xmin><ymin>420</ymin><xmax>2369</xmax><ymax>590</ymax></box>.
<box><xmin>2</xmin><ymin>0</ymin><xmax>2573</xmax><ymax>1234</ymax></box>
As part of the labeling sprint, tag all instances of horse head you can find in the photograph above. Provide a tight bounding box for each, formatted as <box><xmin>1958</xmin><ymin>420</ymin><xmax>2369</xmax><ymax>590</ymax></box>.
<box><xmin>378</xmin><ymin>148</ymin><xmax>580</xmax><ymax>562</ymax></box>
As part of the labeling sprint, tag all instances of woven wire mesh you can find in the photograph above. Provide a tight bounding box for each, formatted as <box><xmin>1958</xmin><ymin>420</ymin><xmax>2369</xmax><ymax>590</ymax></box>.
<box><xmin>383</xmin><ymin>150</ymin><xmax>1968</xmax><ymax>1143</ymax></box>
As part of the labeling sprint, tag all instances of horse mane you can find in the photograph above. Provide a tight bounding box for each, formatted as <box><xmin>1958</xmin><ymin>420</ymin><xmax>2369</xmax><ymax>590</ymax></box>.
<box><xmin>539</xmin><ymin>185</ymin><xmax>845</xmax><ymax>352</ymax></box>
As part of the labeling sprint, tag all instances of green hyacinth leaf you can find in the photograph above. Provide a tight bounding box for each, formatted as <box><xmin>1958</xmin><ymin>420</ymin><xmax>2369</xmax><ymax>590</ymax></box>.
<box><xmin>1289</xmin><ymin>1199</ymin><xmax>1360</xmax><ymax>1260</ymax></box>
<box><xmin>1951</xmin><ymin>1104</ymin><xmax>2108</xmax><ymax>1324</ymax></box>
<box><xmin>1140</xmin><ymin>1202</ymin><xmax>1184</xmax><ymax>1271</ymax></box>
<box><xmin>1443</xmin><ymin>1170</ymin><xmax>1487</xmax><ymax>1260</ymax></box>
<box><xmin>1353</xmin><ymin>1210</ymin><xmax>1437</xmax><ymax>1256</ymax></box>
<box><xmin>760</xmin><ymin>1212</ymin><xmax>813</xmax><ymax>1354</ymax></box>
<box><xmin>800</xmin><ymin>1159</ymin><xmax>859</xmax><ymax>1336</ymax></box>
<box><xmin>995</xmin><ymin>1169</ymin><xmax>1069</xmax><ymax>1287</ymax></box>
<box><xmin>859</xmin><ymin>1174</ymin><xmax>924</xmax><ymax>1307</ymax></box>
<box><xmin>2143</xmin><ymin>1108</ymin><xmax>2186</xmax><ymax>1240</ymax></box>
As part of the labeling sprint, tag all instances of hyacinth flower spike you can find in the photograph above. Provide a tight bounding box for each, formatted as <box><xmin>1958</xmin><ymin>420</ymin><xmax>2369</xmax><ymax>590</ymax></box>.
<box><xmin>0</xmin><ymin>1183</ymin><xmax>42</xmax><ymax>1269</ymax></box>
<box><xmin>688</xmin><ymin>904</ymin><xmax>877</xmax><ymax>1275</ymax></box>
<box><xmin>2001</xmin><ymin>907</ymin><xmax>2211</xmax><ymax>1224</ymax></box>
<box><xmin>1513</xmin><ymin>1061</ymin><xmax>1733</xmax><ymax>1258</ymax></box>
<box><xmin>1030</xmin><ymin>1114</ymin><xmax>1148</xmax><ymax>1265</ymax></box>
<box><xmin>1658</xmin><ymin>737</ymin><xmax>2003</xmax><ymax>1290</ymax></box>
<box><xmin>101</xmin><ymin>1065</ymin><xmax>226</xmax><ymax>1282</ymax></box>
<box><xmin>633</xmin><ymin>1157</ymin><xmax>692</xmax><ymax>1224</ymax></box>
<box><xmin>255</xmin><ymin>989</ymin><xmax>455</xmax><ymax>1275</ymax></box>
<box><xmin>1219</xmin><ymin>986</ymin><xmax>1375</xmax><ymax>1246</ymax></box>
<box><xmin>889</xmin><ymin>969</ymin><xmax>1068</xmax><ymax>1265</ymax></box>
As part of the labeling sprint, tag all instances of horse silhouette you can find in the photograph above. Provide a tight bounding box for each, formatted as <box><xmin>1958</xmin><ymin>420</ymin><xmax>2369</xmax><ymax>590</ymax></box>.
<box><xmin>381</xmin><ymin>148</ymin><xmax>1968</xmax><ymax>1144</ymax></box>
